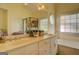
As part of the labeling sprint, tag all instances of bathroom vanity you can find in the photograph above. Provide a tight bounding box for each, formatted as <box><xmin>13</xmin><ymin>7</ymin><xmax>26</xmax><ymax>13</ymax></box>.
<box><xmin>0</xmin><ymin>34</ymin><xmax>57</xmax><ymax>55</ymax></box>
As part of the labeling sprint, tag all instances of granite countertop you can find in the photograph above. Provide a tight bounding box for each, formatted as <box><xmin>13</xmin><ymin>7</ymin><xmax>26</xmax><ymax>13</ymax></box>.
<box><xmin>0</xmin><ymin>34</ymin><xmax>78</xmax><ymax>53</ymax></box>
<box><xmin>0</xmin><ymin>34</ymin><xmax>54</xmax><ymax>52</ymax></box>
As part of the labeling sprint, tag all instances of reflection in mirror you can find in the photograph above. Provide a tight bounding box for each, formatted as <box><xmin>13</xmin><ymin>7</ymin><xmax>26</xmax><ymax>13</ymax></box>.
<box><xmin>39</xmin><ymin>14</ymin><xmax>55</xmax><ymax>34</ymax></box>
<box><xmin>0</xmin><ymin>8</ymin><xmax>7</xmax><ymax>36</ymax></box>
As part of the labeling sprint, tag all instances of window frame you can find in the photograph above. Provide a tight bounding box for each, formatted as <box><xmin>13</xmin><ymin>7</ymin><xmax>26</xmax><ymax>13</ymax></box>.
<box><xmin>39</xmin><ymin>18</ymin><xmax>48</xmax><ymax>32</ymax></box>
<box><xmin>60</xmin><ymin>13</ymin><xmax>79</xmax><ymax>33</ymax></box>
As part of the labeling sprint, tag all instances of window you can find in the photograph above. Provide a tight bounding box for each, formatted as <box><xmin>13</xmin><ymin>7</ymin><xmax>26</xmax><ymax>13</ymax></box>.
<box><xmin>48</xmin><ymin>15</ymin><xmax>55</xmax><ymax>34</ymax></box>
<box><xmin>39</xmin><ymin>15</ymin><xmax>55</xmax><ymax>34</ymax></box>
<box><xmin>60</xmin><ymin>13</ymin><xmax>79</xmax><ymax>33</ymax></box>
<box><xmin>39</xmin><ymin>18</ymin><xmax>48</xmax><ymax>32</ymax></box>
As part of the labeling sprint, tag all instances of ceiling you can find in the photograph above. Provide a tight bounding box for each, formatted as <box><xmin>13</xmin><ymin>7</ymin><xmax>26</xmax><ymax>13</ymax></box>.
<box><xmin>24</xmin><ymin>3</ymin><xmax>55</xmax><ymax>13</ymax></box>
<box><xmin>23</xmin><ymin>3</ymin><xmax>55</xmax><ymax>19</ymax></box>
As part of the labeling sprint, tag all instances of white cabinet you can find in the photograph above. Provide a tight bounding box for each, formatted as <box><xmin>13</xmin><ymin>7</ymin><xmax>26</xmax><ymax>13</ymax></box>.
<box><xmin>8</xmin><ymin>36</ymin><xmax>57</xmax><ymax>55</ymax></box>
<box><xmin>50</xmin><ymin>37</ymin><xmax>58</xmax><ymax>55</ymax></box>
<box><xmin>38</xmin><ymin>49</ymin><xmax>50</xmax><ymax>55</ymax></box>
<box><xmin>8</xmin><ymin>43</ymin><xmax>38</xmax><ymax>55</ymax></box>
<box><xmin>38</xmin><ymin>37</ymin><xmax>57</xmax><ymax>55</ymax></box>
<box><xmin>38</xmin><ymin>39</ymin><xmax>51</xmax><ymax>55</ymax></box>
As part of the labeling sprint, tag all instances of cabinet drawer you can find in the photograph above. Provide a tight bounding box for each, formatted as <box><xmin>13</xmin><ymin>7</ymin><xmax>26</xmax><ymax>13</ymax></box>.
<box><xmin>8</xmin><ymin>43</ymin><xmax>38</xmax><ymax>55</ymax></box>
<box><xmin>29</xmin><ymin>50</ymin><xmax>38</xmax><ymax>55</ymax></box>
<box><xmin>39</xmin><ymin>49</ymin><xmax>50</xmax><ymax>55</ymax></box>
<box><xmin>39</xmin><ymin>39</ymin><xmax>50</xmax><ymax>49</ymax></box>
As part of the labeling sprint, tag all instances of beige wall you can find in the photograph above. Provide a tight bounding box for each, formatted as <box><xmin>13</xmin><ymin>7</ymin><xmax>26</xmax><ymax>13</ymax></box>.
<box><xmin>0</xmin><ymin>8</ymin><xmax>7</xmax><ymax>32</ymax></box>
<box><xmin>0</xmin><ymin>3</ymin><xmax>41</xmax><ymax>34</ymax></box>
<box><xmin>55</xmin><ymin>3</ymin><xmax>79</xmax><ymax>41</ymax></box>
<box><xmin>0</xmin><ymin>3</ymin><xmax>56</xmax><ymax>35</ymax></box>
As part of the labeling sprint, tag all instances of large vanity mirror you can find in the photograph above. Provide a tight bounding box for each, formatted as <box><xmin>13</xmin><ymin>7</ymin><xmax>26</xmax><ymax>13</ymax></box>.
<box><xmin>0</xmin><ymin>8</ymin><xmax>7</xmax><ymax>36</ymax></box>
<box><xmin>23</xmin><ymin>13</ymin><xmax>55</xmax><ymax>37</ymax></box>
<box><xmin>39</xmin><ymin>12</ymin><xmax>55</xmax><ymax>35</ymax></box>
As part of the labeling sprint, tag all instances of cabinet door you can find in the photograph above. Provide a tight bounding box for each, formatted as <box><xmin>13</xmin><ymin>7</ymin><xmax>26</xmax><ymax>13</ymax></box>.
<box><xmin>50</xmin><ymin>37</ymin><xmax>58</xmax><ymax>55</ymax></box>
<box><xmin>39</xmin><ymin>49</ymin><xmax>50</xmax><ymax>55</ymax></box>
<box><xmin>8</xmin><ymin>43</ymin><xmax>38</xmax><ymax>55</ymax></box>
<box><xmin>38</xmin><ymin>39</ymin><xmax>51</xmax><ymax>55</ymax></box>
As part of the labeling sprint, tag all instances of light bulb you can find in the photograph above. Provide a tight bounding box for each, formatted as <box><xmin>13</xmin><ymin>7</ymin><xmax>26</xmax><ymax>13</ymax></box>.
<box><xmin>41</xmin><ymin>5</ymin><xmax>45</xmax><ymax>8</ymax></box>
<box><xmin>38</xmin><ymin>7</ymin><xmax>41</xmax><ymax>10</ymax></box>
